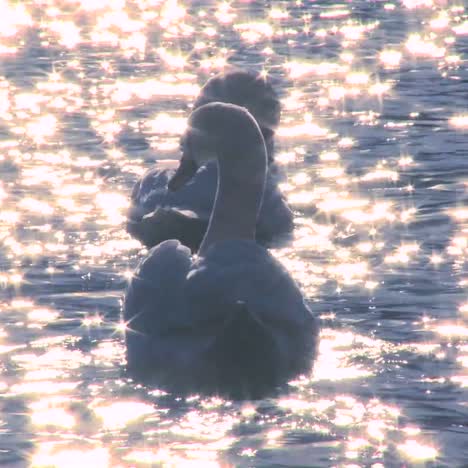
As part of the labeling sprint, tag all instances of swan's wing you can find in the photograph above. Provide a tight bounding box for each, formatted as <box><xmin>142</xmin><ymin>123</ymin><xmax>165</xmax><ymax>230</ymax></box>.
<box><xmin>127</xmin><ymin>166</ymin><xmax>173</xmax><ymax>246</ymax></box>
<box><xmin>124</xmin><ymin>240</ymin><xmax>192</xmax><ymax>371</ymax></box>
<box><xmin>186</xmin><ymin>240</ymin><xmax>315</xmax><ymax>328</ymax></box>
<box><xmin>129</xmin><ymin>163</ymin><xmax>292</xmax><ymax>246</ymax></box>
<box><xmin>129</xmin><ymin>163</ymin><xmax>217</xmax><ymax>220</ymax></box>
<box><xmin>127</xmin><ymin>206</ymin><xmax>208</xmax><ymax>251</ymax></box>
<box><xmin>166</xmin><ymin>163</ymin><xmax>217</xmax><ymax>217</ymax></box>
<box><xmin>186</xmin><ymin>240</ymin><xmax>318</xmax><ymax>377</ymax></box>
<box><xmin>257</xmin><ymin>169</ymin><xmax>294</xmax><ymax>240</ymax></box>
<box><xmin>128</xmin><ymin>166</ymin><xmax>173</xmax><ymax>222</ymax></box>
<box><xmin>124</xmin><ymin>239</ymin><xmax>191</xmax><ymax>333</ymax></box>
<box><xmin>127</xmin><ymin>163</ymin><xmax>217</xmax><ymax>248</ymax></box>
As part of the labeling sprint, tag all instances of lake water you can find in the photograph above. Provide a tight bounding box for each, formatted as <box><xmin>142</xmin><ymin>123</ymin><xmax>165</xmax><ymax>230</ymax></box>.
<box><xmin>0</xmin><ymin>0</ymin><xmax>467</xmax><ymax>466</ymax></box>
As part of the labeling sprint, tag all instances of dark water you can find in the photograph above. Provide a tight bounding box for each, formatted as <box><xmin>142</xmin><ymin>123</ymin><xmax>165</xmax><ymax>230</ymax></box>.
<box><xmin>0</xmin><ymin>0</ymin><xmax>467</xmax><ymax>466</ymax></box>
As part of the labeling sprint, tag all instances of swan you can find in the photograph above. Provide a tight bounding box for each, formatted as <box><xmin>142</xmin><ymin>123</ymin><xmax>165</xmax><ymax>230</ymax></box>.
<box><xmin>124</xmin><ymin>103</ymin><xmax>319</xmax><ymax>399</ymax></box>
<box><xmin>126</xmin><ymin>69</ymin><xmax>293</xmax><ymax>251</ymax></box>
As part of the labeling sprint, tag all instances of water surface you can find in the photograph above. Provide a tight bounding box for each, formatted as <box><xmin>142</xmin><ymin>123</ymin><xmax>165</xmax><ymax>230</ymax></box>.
<box><xmin>0</xmin><ymin>0</ymin><xmax>467</xmax><ymax>466</ymax></box>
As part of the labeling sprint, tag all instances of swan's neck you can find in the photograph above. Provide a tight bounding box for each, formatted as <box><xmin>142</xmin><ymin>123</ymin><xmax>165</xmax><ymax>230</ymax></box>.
<box><xmin>198</xmin><ymin>143</ymin><xmax>267</xmax><ymax>255</ymax></box>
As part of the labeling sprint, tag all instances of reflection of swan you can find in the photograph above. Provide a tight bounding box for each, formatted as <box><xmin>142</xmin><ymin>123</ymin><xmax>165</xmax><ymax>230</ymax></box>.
<box><xmin>127</xmin><ymin>69</ymin><xmax>293</xmax><ymax>251</ymax></box>
<box><xmin>124</xmin><ymin>103</ymin><xmax>318</xmax><ymax>399</ymax></box>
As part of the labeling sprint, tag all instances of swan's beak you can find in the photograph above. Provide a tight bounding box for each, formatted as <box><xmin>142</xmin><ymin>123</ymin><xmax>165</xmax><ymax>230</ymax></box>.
<box><xmin>168</xmin><ymin>155</ymin><xmax>198</xmax><ymax>191</ymax></box>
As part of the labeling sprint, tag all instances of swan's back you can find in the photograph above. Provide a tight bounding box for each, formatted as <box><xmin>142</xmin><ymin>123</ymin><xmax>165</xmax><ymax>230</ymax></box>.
<box><xmin>124</xmin><ymin>239</ymin><xmax>318</xmax><ymax>398</ymax></box>
<box><xmin>187</xmin><ymin>240</ymin><xmax>311</xmax><ymax>327</ymax></box>
<box><xmin>186</xmin><ymin>240</ymin><xmax>318</xmax><ymax>390</ymax></box>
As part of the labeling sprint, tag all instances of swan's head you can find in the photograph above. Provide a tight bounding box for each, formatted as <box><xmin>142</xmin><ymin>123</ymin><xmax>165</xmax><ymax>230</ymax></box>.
<box><xmin>168</xmin><ymin>102</ymin><xmax>266</xmax><ymax>191</ymax></box>
<box><xmin>193</xmin><ymin>69</ymin><xmax>280</xmax><ymax>161</ymax></box>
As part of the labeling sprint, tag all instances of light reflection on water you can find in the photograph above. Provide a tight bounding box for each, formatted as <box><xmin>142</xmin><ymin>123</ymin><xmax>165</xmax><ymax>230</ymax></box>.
<box><xmin>0</xmin><ymin>0</ymin><xmax>467</xmax><ymax>466</ymax></box>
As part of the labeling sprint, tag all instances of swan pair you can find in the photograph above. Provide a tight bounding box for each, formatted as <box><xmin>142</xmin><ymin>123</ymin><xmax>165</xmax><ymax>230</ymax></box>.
<box><xmin>124</xmin><ymin>72</ymin><xmax>319</xmax><ymax>398</ymax></box>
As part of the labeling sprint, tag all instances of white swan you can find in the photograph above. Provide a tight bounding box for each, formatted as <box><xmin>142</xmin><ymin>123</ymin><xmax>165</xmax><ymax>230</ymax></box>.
<box><xmin>126</xmin><ymin>69</ymin><xmax>293</xmax><ymax>251</ymax></box>
<box><xmin>124</xmin><ymin>103</ymin><xmax>318</xmax><ymax>398</ymax></box>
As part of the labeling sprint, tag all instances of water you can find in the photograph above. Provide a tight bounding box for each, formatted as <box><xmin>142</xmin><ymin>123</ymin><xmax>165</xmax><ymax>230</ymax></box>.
<box><xmin>0</xmin><ymin>0</ymin><xmax>467</xmax><ymax>466</ymax></box>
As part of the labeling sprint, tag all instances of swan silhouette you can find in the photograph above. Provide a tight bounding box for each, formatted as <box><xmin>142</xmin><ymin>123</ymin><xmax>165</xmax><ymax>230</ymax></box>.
<box><xmin>124</xmin><ymin>103</ymin><xmax>318</xmax><ymax>399</ymax></box>
<box><xmin>126</xmin><ymin>69</ymin><xmax>293</xmax><ymax>251</ymax></box>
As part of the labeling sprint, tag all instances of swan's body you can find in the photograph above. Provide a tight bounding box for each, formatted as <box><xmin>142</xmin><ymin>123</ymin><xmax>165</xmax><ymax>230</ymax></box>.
<box><xmin>127</xmin><ymin>162</ymin><xmax>292</xmax><ymax>250</ymax></box>
<box><xmin>124</xmin><ymin>103</ymin><xmax>318</xmax><ymax>398</ymax></box>
<box><xmin>126</xmin><ymin>69</ymin><xmax>293</xmax><ymax>251</ymax></box>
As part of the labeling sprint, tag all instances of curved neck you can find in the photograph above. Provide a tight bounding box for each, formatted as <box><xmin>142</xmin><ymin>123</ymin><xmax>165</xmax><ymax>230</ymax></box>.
<box><xmin>198</xmin><ymin>141</ymin><xmax>267</xmax><ymax>255</ymax></box>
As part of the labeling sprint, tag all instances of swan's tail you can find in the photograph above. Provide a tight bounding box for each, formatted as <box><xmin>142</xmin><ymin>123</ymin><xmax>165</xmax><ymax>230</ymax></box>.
<box><xmin>208</xmin><ymin>301</ymin><xmax>283</xmax><ymax>399</ymax></box>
